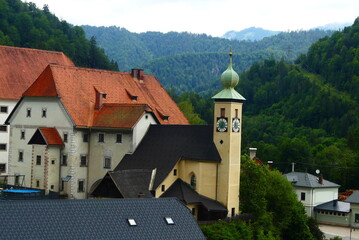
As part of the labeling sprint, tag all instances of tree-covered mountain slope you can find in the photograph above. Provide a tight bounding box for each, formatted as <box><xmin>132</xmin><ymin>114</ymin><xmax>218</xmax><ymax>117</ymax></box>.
<box><xmin>82</xmin><ymin>25</ymin><xmax>333</xmax><ymax>92</ymax></box>
<box><xmin>0</xmin><ymin>0</ymin><xmax>118</xmax><ymax>70</ymax></box>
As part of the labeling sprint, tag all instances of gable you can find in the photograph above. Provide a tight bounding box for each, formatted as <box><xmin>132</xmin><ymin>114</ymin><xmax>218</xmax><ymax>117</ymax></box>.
<box><xmin>28</xmin><ymin>128</ymin><xmax>64</xmax><ymax>146</ymax></box>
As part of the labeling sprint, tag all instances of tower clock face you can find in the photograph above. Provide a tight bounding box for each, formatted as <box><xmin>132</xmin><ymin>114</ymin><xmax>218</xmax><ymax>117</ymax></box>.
<box><xmin>232</xmin><ymin>118</ymin><xmax>240</xmax><ymax>132</ymax></box>
<box><xmin>216</xmin><ymin>117</ymin><xmax>228</xmax><ymax>132</ymax></box>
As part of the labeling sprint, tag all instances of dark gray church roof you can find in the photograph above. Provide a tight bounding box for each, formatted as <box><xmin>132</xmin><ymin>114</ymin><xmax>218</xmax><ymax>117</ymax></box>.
<box><xmin>314</xmin><ymin>200</ymin><xmax>350</xmax><ymax>213</ymax></box>
<box><xmin>116</xmin><ymin>124</ymin><xmax>221</xmax><ymax>189</ymax></box>
<box><xmin>0</xmin><ymin>198</ymin><xmax>206</xmax><ymax>240</ymax></box>
<box><xmin>161</xmin><ymin>178</ymin><xmax>227</xmax><ymax>213</ymax></box>
<box><xmin>345</xmin><ymin>190</ymin><xmax>359</xmax><ymax>204</ymax></box>
<box><xmin>284</xmin><ymin>172</ymin><xmax>340</xmax><ymax>188</ymax></box>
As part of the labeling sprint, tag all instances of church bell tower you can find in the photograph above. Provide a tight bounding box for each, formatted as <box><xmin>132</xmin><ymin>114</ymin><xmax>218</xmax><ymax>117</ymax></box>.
<box><xmin>212</xmin><ymin>50</ymin><xmax>245</xmax><ymax>216</ymax></box>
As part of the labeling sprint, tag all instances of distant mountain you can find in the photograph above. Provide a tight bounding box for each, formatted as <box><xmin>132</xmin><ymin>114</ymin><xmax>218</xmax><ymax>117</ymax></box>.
<box><xmin>222</xmin><ymin>27</ymin><xmax>281</xmax><ymax>41</ymax></box>
<box><xmin>313</xmin><ymin>22</ymin><xmax>352</xmax><ymax>31</ymax></box>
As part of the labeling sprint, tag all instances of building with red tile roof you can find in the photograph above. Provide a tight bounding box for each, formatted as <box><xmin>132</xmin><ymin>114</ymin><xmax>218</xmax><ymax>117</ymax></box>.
<box><xmin>5</xmin><ymin>63</ymin><xmax>188</xmax><ymax>199</ymax></box>
<box><xmin>0</xmin><ymin>45</ymin><xmax>74</xmax><ymax>175</ymax></box>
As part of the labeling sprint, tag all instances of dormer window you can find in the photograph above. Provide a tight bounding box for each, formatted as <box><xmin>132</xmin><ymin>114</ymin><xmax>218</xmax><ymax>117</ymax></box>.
<box><xmin>127</xmin><ymin>218</ymin><xmax>137</xmax><ymax>226</ymax></box>
<box><xmin>164</xmin><ymin>217</ymin><xmax>174</xmax><ymax>225</ymax></box>
<box><xmin>126</xmin><ymin>89</ymin><xmax>138</xmax><ymax>101</ymax></box>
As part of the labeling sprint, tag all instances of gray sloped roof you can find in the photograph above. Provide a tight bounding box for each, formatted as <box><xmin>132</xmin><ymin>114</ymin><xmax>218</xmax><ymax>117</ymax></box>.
<box><xmin>345</xmin><ymin>191</ymin><xmax>359</xmax><ymax>204</ymax></box>
<box><xmin>161</xmin><ymin>178</ymin><xmax>228</xmax><ymax>213</ymax></box>
<box><xmin>0</xmin><ymin>198</ymin><xmax>206</xmax><ymax>240</ymax></box>
<box><xmin>116</xmin><ymin>125</ymin><xmax>221</xmax><ymax>189</ymax></box>
<box><xmin>283</xmin><ymin>172</ymin><xmax>340</xmax><ymax>188</ymax></box>
<box><xmin>314</xmin><ymin>200</ymin><xmax>350</xmax><ymax>213</ymax></box>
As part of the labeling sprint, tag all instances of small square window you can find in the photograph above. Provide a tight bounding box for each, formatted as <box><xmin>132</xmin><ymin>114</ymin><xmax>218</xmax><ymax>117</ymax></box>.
<box><xmin>161</xmin><ymin>185</ymin><xmax>165</xmax><ymax>192</ymax></box>
<box><xmin>20</xmin><ymin>130</ymin><xmax>25</xmax><ymax>140</ymax></box>
<box><xmin>26</xmin><ymin>108</ymin><xmax>31</xmax><ymax>117</ymax></box>
<box><xmin>51</xmin><ymin>160</ymin><xmax>55</xmax><ymax>165</ymax></box>
<box><xmin>78</xmin><ymin>179</ymin><xmax>85</xmax><ymax>192</ymax></box>
<box><xmin>63</xmin><ymin>133</ymin><xmax>68</xmax><ymax>143</ymax></box>
<box><xmin>173</xmin><ymin>169</ymin><xmax>177</xmax><ymax>176</ymax></box>
<box><xmin>164</xmin><ymin>217</ymin><xmax>174</xmax><ymax>225</ymax></box>
<box><xmin>80</xmin><ymin>155</ymin><xmax>87</xmax><ymax>167</ymax></box>
<box><xmin>0</xmin><ymin>125</ymin><xmax>7</xmax><ymax>132</ymax></box>
<box><xmin>36</xmin><ymin>155</ymin><xmax>41</xmax><ymax>165</ymax></box>
<box><xmin>116</xmin><ymin>134</ymin><xmax>122</xmax><ymax>143</ymax></box>
<box><xmin>50</xmin><ymin>185</ymin><xmax>54</xmax><ymax>190</ymax></box>
<box><xmin>104</xmin><ymin>157</ymin><xmax>111</xmax><ymax>169</ymax></box>
<box><xmin>0</xmin><ymin>164</ymin><xmax>6</xmax><ymax>173</ymax></box>
<box><xmin>83</xmin><ymin>133</ymin><xmax>89</xmax><ymax>142</ymax></box>
<box><xmin>0</xmin><ymin>143</ymin><xmax>7</xmax><ymax>151</ymax></box>
<box><xmin>128</xmin><ymin>218</ymin><xmax>137</xmax><ymax>226</ymax></box>
<box><xmin>61</xmin><ymin>154</ymin><xmax>67</xmax><ymax>166</ymax></box>
<box><xmin>98</xmin><ymin>133</ymin><xmax>105</xmax><ymax>143</ymax></box>
<box><xmin>36</xmin><ymin>180</ymin><xmax>40</xmax><ymax>187</ymax></box>
<box><xmin>0</xmin><ymin>106</ymin><xmax>8</xmax><ymax>113</ymax></box>
<box><xmin>18</xmin><ymin>150</ymin><xmax>24</xmax><ymax>162</ymax></box>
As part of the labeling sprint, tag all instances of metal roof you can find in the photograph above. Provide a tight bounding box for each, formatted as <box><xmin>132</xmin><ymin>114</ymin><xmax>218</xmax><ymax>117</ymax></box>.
<box><xmin>283</xmin><ymin>172</ymin><xmax>340</xmax><ymax>188</ymax></box>
<box><xmin>0</xmin><ymin>198</ymin><xmax>206</xmax><ymax>240</ymax></box>
<box><xmin>345</xmin><ymin>190</ymin><xmax>359</xmax><ymax>204</ymax></box>
<box><xmin>314</xmin><ymin>200</ymin><xmax>350</xmax><ymax>213</ymax></box>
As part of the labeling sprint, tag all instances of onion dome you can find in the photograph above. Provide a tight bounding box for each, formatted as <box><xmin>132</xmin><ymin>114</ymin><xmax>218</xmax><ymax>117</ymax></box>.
<box><xmin>220</xmin><ymin>51</ymin><xmax>239</xmax><ymax>89</ymax></box>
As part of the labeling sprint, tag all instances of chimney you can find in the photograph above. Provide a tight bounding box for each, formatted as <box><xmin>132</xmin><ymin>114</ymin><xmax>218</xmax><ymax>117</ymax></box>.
<box><xmin>267</xmin><ymin>161</ymin><xmax>273</xmax><ymax>170</ymax></box>
<box><xmin>318</xmin><ymin>174</ymin><xmax>323</xmax><ymax>184</ymax></box>
<box><xmin>131</xmin><ymin>69</ymin><xmax>144</xmax><ymax>82</ymax></box>
<box><xmin>249</xmin><ymin>148</ymin><xmax>257</xmax><ymax>160</ymax></box>
<box><xmin>138</xmin><ymin>192</ymin><xmax>145</xmax><ymax>198</ymax></box>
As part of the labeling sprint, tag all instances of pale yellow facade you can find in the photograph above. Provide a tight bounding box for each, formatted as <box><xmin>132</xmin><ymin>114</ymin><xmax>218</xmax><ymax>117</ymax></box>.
<box><xmin>213</xmin><ymin>101</ymin><xmax>243</xmax><ymax>216</ymax></box>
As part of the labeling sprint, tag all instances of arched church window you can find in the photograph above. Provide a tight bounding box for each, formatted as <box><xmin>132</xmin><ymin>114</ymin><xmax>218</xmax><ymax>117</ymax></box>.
<box><xmin>190</xmin><ymin>174</ymin><xmax>196</xmax><ymax>189</ymax></box>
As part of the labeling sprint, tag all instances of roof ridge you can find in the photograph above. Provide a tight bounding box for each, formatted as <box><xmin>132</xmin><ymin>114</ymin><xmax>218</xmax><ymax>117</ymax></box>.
<box><xmin>0</xmin><ymin>45</ymin><xmax>64</xmax><ymax>55</ymax></box>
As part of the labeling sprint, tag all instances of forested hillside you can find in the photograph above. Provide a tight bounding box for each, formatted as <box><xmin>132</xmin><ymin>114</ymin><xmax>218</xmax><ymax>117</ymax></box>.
<box><xmin>0</xmin><ymin>0</ymin><xmax>118</xmax><ymax>70</ymax></box>
<box><xmin>173</xmin><ymin>18</ymin><xmax>359</xmax><ymax>190</ymax></box>
<box><xmin>83</xmin><ymin>25</ymin><xmax>333</xmax><ymax>92</ymax></box>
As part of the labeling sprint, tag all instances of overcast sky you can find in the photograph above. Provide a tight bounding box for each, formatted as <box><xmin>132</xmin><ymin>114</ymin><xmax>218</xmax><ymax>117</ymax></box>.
<box><xmin>27</xmin><ymin>0</ymin><xmax>358</xmax><ymax>37</ymax></box>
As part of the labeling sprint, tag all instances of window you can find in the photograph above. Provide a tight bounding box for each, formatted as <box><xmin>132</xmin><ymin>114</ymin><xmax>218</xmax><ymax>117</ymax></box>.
<box><xmin>15</xmin><ymin>176</ymin><xmax>19</xmax><ymax>185</ymax></box>
<box><xmin>355</xmin><ymin>214</ymin><xmax>359</xmax><ymax>223</ymax></box>
<box><xmin>190</xmin><ymin>174</ymin><xmax>196</xmax><ymax>189</ymax></box>
<box><xmin>191</xmin><ymin>208</ymin><xmax>196</xmax><ymax>216</ymax></box>
<box><xmin>231</xmin><ymin>208</ymin><xmax>235</xmax><ymax>217</ymax></box>
<box><xmin>220</xmin><ymin>108</ymin><xmax>225</xmax><ymax>117</ymax></box>
<box><xmin>164</xmin><ymin>217</ymin><xmax>174</xmax><ymax>225</ymax></box>
<box><xmin>18</xmin><ymin>150</ymin><xmax>24</xmax><ymax>162</ymax></box>
<box><xmin>26</xmin><ymin>108</ymin><xmax>31</xmax><ymax>117</ymax></box>
<box><xmin>36</xmin><ymin>180</ymin><xmax>40</xmax><ymax>187</ymax></box>
<box><xmin>0</xmin><ymin>125</ymin><xmax>7</xmax><ymax>132</ymax></box>
<box><xmin>235</xmin><ymin>109</ymin><xmax>238</xmax><ymax>118</ymax></box>
<box><xmin>61</xmin><ymin>154</ymin><xmax>67</xmax><ymax>166</ymax></box>
<box><xmin>20</xmin><ymin>129</ymin><xmax>25</xmax><ymax>140</ymax></box>
<box><xmin>0</xmin><ymin>106</ymin><xmax>8</xmax><ymax>113</ymax></box>
<box><xmin>83</xmin><ymin>133</ymin><xmax>89</xmax><ymax>143</ymax></box>
<box><xmin>0</xmin><ymin>143</ymin><xmax>7</xmax><ymax>151</ymax></box>
<box><xmin>60</xmin><ymin>180</ymin><xmax>65</xmax><ymax>191</ymax></box>
<box><xmin>173</xmin><ymin>169</ymin><xmax>177</xmax><ymax>176</ymax></box>
<box><xmin>78</xmin><ymin>179</ymin><xmax>85</xmax><ymax>192</ymax></box>
<box><xmin>51</xmin><ymin>160</ymin><xmax>55</xmax><ymax>165</ymax></box>
<box><xmin>116</xmin><ymin>134</ymin><xmax>122</xmax><ymax>143</ymax></box>
<box><xmin>80</xmin><ymin>155</ymin><xmax>87</xmax><ymax>167</ymax></box>
<box><xmin>50</xmin><ymin>185</ymin><xmax>54</xmax><ymax>190</ymax></box>
<box><xmin>36</xmin><ymin>155</ymin><xmax>41</xmax><ymax>165</ymax></box>
<box><xmin>301</xmin><ymin>192</ymin><xmax>306</xmax><ymax>201</ymax></box>
<box><xmin>104</xmin><ymin>157</ymin><xmax>111</xmax><ymax>169</ymax></box>
<box><xmin>127</xmin><ymin>218</ymin><xmax>137</xmax><ymax>226</ymax></box>
<box><xmin>98</xmin><ymin>133</ymin><xmax>105</xmax><ymax>143</ymax></box>
<box><xmin>161</xmin><ymin>185</ymin><xmax>165</xmax><ymax>192</ymax></box>
<box><xmin>0</xmin><ymin>164</ymin><xmax>5</xmax><ymax>173</ymax></box>
<box><xmin>42</xmin><ymin>108</ymin><xmax>47</xmax><ymax>118</ymax></box>
<box><xmin>63</xmin><ymin>132</ymin><xmax>68</xmax><ymax>143</ymax></box>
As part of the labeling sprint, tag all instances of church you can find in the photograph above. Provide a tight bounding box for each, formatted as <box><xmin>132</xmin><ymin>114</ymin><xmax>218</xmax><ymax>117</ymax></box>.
<box><xmin>92</xmin><ymin>52</ymin><xmax>246</xmax><ymax>220</ymax></box>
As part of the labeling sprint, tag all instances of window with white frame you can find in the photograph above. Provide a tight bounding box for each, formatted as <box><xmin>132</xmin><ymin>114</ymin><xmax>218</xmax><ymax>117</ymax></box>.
<box><xmin>36</xmin><ymin>155</ymin><xmax>41</xmax><ymax>165</ymax></box>
<box><xmin>78</xmin><ymin>179</ymin><xmax>85</xmax><ymax>192</ymax></box>
<box><xmin>98</xmin><ymin>133</ymin><xmax>105</xmax><ymax>143</ymax></box>
<box><xmin>0</xmin><ymin>125</ymin><xmax>7</xmax><ymax>132</ymax></box>
<box><xmin>63</xmin><ymin>132</ymin><xmax>68</xmax><ymax>143</ymax></box>
<box><xmin>20</xmin><ymin>129</ymin><xmax>25</xmax><ymax>140</ymax></box>
<box><xmin>26</xmin><ymin>108</ymin><xmax>31</xmax><ymax>117</ymax></box>
<box><xmin>18</xmin><ymin>150</ymin><xmax>24</xmax><ymax>162</ymax></box>
<box><xmin>42</xmin><ymin>108</ymin><xmax>47</xmax><ymax>118</ymax></box>
<box><xmin>0</xmin><ymin>106</ymin><xmax>8</xmax><ymax>113</ymax></box>
<box><xmin>0</xmin><ymin>143</ymin><xmax>7</xmax><ymax>151</ymax></box>
<box><xmin>80</xmin><ymin>155</ymin><xmax>87</xmax><ymax>167</ymax></box>
<box><xmin>104</xmin><ymin>157</ymin><xmax>111</xmax><ymax>169</ymax></box>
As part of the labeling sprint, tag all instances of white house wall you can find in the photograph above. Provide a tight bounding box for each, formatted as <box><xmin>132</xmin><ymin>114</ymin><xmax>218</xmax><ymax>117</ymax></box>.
<box><xmin>0</xmin><ymin>99</ymin><xmax>17</xmax><ymax>174</ymax></box>
<box><xmin>132</xmin><ymin>113</ymin><xmax>157</xmax><ymax>152</ymax></box>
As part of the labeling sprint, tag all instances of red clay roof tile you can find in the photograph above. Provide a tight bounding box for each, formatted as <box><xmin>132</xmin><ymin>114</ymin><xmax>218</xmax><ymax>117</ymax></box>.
<box><xmin>39</xmin><ymin>127</ymin><xmax>64</xmax><ymax>146</ymax></box>
<box><xmin>23</xmin><ymin>64</ymin><xmax>189</xmax><ymax>126</ymax></box>
<box><xmin>0</xmin><ymin>45</ymin><xmax>74</xmax><ymax>100</ymax></box>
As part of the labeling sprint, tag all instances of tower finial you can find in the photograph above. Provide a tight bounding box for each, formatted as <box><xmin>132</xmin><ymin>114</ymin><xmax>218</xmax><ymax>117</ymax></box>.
<box><xmin>229</xmin><ymin>47</ymin><xmax>233</xmax><ymax>64</ymax></box>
